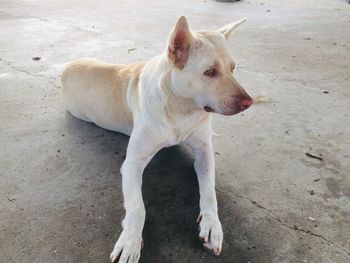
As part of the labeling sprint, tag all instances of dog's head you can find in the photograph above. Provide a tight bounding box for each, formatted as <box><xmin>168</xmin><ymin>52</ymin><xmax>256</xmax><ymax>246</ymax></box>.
<box><xmin>167</xmin><ymin>16</ymin><xmax>253</xmax><ymax>115</ymax></box>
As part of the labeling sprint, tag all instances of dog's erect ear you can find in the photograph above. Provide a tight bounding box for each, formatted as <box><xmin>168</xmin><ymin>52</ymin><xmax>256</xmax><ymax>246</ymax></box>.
<box><xmin>168</xmin><ymin>16</ymin><xmax>194</xmax><ymax>69</ymax></box>
<box><xmin>218</xmin><ymin>18</ymin><xmax>247</xmax><ymax>39</ymax></box>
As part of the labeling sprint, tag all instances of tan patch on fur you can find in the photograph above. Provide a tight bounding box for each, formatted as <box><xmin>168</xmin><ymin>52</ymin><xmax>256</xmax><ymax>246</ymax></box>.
<box><xmin>61</xmin><ymin>58</ymin><xmax>145</xmax><ymax>135</ymax></box>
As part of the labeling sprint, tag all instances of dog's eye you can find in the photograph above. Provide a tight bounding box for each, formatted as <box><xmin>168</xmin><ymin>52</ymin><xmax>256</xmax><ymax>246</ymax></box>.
<box><xmin>231</xmin><ymin>64</ymin><xmax>235</xmax><ymax>72</ymax></box>
<box><xmin>204</xmin><ymin>68</ymin><xmax>216</xmax><ymax>77</ymax></box>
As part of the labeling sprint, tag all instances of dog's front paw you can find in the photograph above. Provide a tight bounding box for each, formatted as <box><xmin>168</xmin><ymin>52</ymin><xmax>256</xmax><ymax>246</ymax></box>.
<box><xmin>197</xmin><ymin>212</ymin><xmax>223</xmax><ymax>256</ymax></box>
<box><xmin>110</xmin><ymin>229</ymin><xmax>143</xmax><ymax>263</ymax></box>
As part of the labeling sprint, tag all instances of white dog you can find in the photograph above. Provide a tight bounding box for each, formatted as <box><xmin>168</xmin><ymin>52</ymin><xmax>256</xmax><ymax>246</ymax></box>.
<box><xmin>61</xmin><ymin>16</ymin><xmax>253</xmax><ymax>263</ymax></box>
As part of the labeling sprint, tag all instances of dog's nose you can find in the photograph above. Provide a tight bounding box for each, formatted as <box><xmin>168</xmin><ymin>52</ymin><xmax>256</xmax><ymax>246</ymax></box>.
<box><xmin>238</xmin><ymin>97</ymin><xmax>254</xmax><ymax>111</ymax></box>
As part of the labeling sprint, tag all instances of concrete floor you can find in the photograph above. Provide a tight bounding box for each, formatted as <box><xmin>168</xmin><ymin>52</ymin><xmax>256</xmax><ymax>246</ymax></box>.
<box><xmin>1</xmin><ymin>0</ymin><xmax>350</xmax><ymax>262</ymax></box>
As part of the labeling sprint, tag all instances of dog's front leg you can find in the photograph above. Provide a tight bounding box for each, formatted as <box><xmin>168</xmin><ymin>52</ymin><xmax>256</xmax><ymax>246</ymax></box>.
<box><xmin>110</xmin><ymin>128</ymin><xmax>163</xmax><ymax>263</ymax></box>
<box><xmin>186</xmin><ymin>124</ymin><xmax>223</xmax><ymax>256</ymax></box>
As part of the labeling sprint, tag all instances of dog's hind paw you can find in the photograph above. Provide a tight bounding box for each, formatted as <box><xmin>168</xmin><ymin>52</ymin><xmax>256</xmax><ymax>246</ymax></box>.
<box><xmin>197</xmin><ymin>212</ymin><xmax>223</xmax><ymax>256</ymax></box>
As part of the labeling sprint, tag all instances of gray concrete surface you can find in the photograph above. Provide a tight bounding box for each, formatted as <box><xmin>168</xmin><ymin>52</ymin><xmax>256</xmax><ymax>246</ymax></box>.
<box><xmin>1</xmin><ymin>0</ymin><xmax>350</xmax><ymax>262</ymax></box>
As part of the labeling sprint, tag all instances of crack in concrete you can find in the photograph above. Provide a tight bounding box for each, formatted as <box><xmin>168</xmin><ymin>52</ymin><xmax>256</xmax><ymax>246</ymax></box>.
<box><xmin>218</xmin><ymin>188</ymin><xmax>350</xmax><ymax>257</ymax></box>
<box><xmin>0</xmin><ymin>58</ymin><xmax>59</xmax><ymax>88</ymax></box>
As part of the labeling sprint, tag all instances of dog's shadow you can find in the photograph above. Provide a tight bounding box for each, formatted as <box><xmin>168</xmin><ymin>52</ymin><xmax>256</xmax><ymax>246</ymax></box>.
<box><xmin>141</xmin><ymin>147</ymin><xmax>255</xmax><ymax>263</ymax></box>
<box><xmin>63</xmin><ymin>113</ymin><xmax>265</xmax><ymax>263</ymax></box>
<box><xmin>141</xmin><ymin>145</ymin><xmax>200</xmax><ymax>262</ymax></box>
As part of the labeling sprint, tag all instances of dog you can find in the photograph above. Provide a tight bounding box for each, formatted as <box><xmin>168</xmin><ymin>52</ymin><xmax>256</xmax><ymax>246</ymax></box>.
<box><xmin>61</xmin><ymin>16</ymin><xmax>253</xmax><ymax>263</ymax></box>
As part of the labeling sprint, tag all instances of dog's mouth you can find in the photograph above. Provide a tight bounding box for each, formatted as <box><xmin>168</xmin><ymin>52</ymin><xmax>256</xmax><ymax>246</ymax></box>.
<box><xmin>203</xmin><ymin>106</ymin><xmax>215</xmax><ymax>113</ymax></box>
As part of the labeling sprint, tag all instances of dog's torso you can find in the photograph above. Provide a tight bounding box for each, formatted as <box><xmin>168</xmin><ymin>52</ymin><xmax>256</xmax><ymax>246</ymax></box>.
<box><xmin>61</xmin><ymin>56</ymin><xmax>210</xmax><ymax>145</ymax></box>
<box><xmin>61</xmin><ymin>58</ymin><xmax>144</xmax><ymax>136</ymax></box>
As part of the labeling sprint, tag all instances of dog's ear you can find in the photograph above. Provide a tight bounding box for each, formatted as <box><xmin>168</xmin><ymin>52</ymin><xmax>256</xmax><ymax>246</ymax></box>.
<box><xmin>168</xmin><ymin>16</ymin><xmax>194</xmax><ymax>69</ymax></box>
<box><xmin>218</xmin><ymin>18</ymin><xmax>247</xmax><ymax>39</ymax></box>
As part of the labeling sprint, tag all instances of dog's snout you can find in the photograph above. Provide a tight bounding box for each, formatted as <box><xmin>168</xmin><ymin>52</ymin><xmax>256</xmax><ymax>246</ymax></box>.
<box><xmin>238</xmin><ymin>97</ymin><xmax>253</xmax><ymax>111</ymax></box>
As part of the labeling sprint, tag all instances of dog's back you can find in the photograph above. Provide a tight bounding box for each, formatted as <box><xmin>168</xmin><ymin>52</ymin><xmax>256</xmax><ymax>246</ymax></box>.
<box><xmin>61</xmin><ymin>58</ymin><xmax>144</xmax><ymax>135</ymax></box>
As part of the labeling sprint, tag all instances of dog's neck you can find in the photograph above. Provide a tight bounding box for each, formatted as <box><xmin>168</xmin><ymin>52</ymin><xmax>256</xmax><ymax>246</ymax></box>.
<box><xmin>138</xmin><ymin>54</ymin><xmax>209</xmax><ymax>129</ymax></box>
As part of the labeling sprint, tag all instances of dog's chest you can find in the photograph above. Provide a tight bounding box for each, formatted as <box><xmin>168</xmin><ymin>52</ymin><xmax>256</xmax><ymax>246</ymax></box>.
<box><xmin>166</xmin><ymin>112</ymin><xmax>209</xmax><ymax>145</ymax></box>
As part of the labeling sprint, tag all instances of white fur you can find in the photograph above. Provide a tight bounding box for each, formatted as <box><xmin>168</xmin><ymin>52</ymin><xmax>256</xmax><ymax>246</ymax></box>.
<box><xmin>61</xmin><ymin>16</ymin><xmax>251</xmax><ymax>263</ymax></box>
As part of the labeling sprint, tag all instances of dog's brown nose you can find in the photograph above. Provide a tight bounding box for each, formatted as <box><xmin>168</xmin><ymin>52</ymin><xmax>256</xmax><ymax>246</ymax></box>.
<box><xmin>238</xmin><ymin>97</ymin><xmax>253</xmax><ymax>111</ymax></box>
